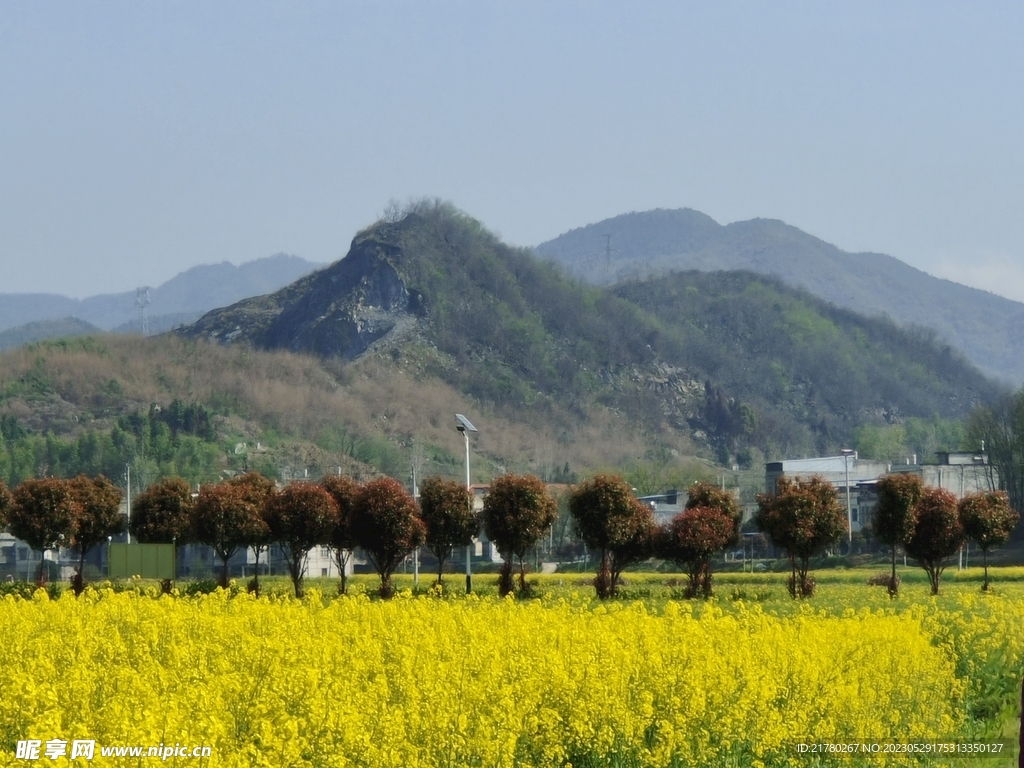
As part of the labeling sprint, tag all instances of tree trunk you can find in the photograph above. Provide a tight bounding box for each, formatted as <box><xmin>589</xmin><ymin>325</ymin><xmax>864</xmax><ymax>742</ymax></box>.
<box><xmin>701</xmin><ymin>561</ymin><xmax>713</xmax><ymax>598</ymax></box>
<box><xmin>889</xmin><ymin>547</ymin><xmax>899</xmax><ymax>598</ymax></box>
<box><xmin>436</xmin><ymin>553</ymin><xmax>447</xmax><ymax>587</ymax></box>
<box><xmin>379</xmin><ymin>572</ymin><xmax>394</xmax><ymax>599</ymax></box>
<box><xmin>247</xmin><ymin>548</ymin><xmax>262</xmax><ymax>596</ymax></box>
<box><xmin>334</xmin><ymin>550</ymin><xmax>350</xmax><ymax>595</ymax></box>
<box><xmin>595</xmin><ymin>551</ymin><xmax>612</xmax><ymax>600</ymax></box>
<box><xmin>498</xmin><ymin>561</ymin><xmax>514</xmax><ymax>597</ymax></box>
<box><xmin>73</xmin><ymin>550</ymin><xmax>87</xmax><ymax>596</ymax></box>
<box><xmin>219</xmin><ymin>554</ymin><xmax>230</xmax><ymax>589</ymax></box>
<box><xmin>982</xmin><ymin>549</ymin><xmax>990</xmax><ymax>592</ymax></box>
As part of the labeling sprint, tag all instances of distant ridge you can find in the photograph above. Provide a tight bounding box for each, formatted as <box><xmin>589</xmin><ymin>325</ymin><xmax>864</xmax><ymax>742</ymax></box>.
<box><xmin>0</xmin><ymin>253</ymin><xmax>325</xmax><ymax>334</ymax></box>
<box><xmin>536</xmin><ymin>209</ymin><xmax>1024</xmax><ymax>384</ymax></box>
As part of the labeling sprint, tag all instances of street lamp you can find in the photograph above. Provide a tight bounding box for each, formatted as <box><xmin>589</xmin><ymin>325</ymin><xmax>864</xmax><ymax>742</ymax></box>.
<box><xmin>456</xmin><ymin>414</ymin><xmax>478</xmax><ymax>593</ymax></box>
<box><xmin>840</xmin><ymin>449</ymin><xmax>856</xmax><ymax>544</ymax></box>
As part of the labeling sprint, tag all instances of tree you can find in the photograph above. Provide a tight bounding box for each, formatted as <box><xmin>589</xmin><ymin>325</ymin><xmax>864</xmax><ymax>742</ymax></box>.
<box><xmin>322</xmin><ymin>474</ymin><xmax>359</xmax><ymax>595</ymax></box>
<box><xmin>130</xmin><ymin>477</ymin><xmax>195</xmax><ymax>543</ymax></box>
<box><xmin>0</xmin><ymin>480</ymin><xmax>12</xmax><ymax>530</ymax></box>
<box><xmin>568</xmin><ymin>474</ymin><xmax>654</xmax><ymax>599</ymax></box>
<box><xmin>226</xmin><ymin>472</ymin><xmax>276</xmax><ymax>593</ymax></box>
<box><xmin>482</xmin><ymin>474</ymin><xmax>557</xmax><ymax>596</ymax></box>
<box><xmin>68</xmin><ymin>474</ymin><xmax>124</xmax><ymax>594</ymax></box>
<box><xmin>266</xmin><ymin>481</ymin><xmax>339</xmax><ymax>598</ymax></box>
<box><xmin>659</xmin><ymin>506</ymin><xmax>736</xmax><ymax>598</ymax></box>
<box><xmin>960</xmin><ymin>490</ymin><xmax>1019</xmax><ymax>591</ymax></box>
<box><xmin>8</xmin><ymin>478</ymin><xmax>79</xmax><ymax>583</ymax></box>
<box><xmin>352</xmin><ymin>477</ymin><xmax>425</xmax><ymax>598</ymax></box>
<box><xmin>966</xmin><ymin>389</ymin><xmax>1024</xmax><ymax>519</ymax></box>
<box><xmin>418</xmin><ymin>476</ymin><xmax>476</xmax><ymax>588</ymax></box>
<box><xmin>905</xmin><ymin>487</ymin><xmax>964</xmax><ymax>596</ymax></box>
<box><xmin>685</xmin><ymin>481</ymin><xmax>741</xmax><ymax>521</ymax></box>
<box><xmin>192</xmin><ymin>482</ymin><xmax>267</xmax><ymax>588</ymax></box>
<box><xmin>755</xmin><ymin>475</ymin><xmax>847</xmax><ymax>598</ymax></box>
<box><xmin>873</xmin><ymin>474</ymin><xmax>923</xmax><ymax>598</ymax></box>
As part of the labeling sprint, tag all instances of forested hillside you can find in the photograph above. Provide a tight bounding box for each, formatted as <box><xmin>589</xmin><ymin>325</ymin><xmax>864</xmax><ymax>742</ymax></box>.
<box><xmin>182</xmin><ymin>202</ymin><xmax>1000</xmax><ymax>467</ymax></box>
<box><xmin>0</xmin><ymin>334</ymin><xmax>662</xmax><ymax>493</ymax></box>
<box><xmin>536</xmin><ymin>208</ymin><xmax>1024</xmax><ymax>384</ymax></box>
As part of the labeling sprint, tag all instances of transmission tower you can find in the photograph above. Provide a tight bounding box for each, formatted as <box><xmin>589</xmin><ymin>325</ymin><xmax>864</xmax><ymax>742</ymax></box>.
<box><xmin>135</xmin><ymin>287</ymin><xmax>151</xmax><ymax>336</ymax></box>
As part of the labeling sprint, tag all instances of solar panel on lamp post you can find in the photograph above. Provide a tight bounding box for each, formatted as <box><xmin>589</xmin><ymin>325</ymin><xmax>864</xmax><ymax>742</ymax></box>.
<box><xmin>456</xmin><ymin>414</ymin><xmax>478</xmax><ymax>594</ymax></box>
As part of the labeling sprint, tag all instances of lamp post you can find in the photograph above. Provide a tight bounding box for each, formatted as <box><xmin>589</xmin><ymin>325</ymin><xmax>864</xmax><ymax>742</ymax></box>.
<box><xmin>456</xmin><ymin>414</ymin><xmax>478</xmax><ymax>594</ymax></box>
<box><xmin>841</xmin><ymin>449</ymin><xmax>855</xmax><ymax>545</ymax></box>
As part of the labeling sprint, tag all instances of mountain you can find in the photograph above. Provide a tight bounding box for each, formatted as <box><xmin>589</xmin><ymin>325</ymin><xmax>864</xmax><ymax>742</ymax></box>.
<box><xmin>535</xmin><ymin>209</ymin><xmax>1024</xmax><ymax>385</ymax></box>
<box><xmin>0</xmin><ymin>254</ymin><xmax>325</xmax><ymax>334</ymax></box>
<box><xmin>0</xmin><ymin>317</ymin><xmax>103</xmax><ymax>351</ymax></box>
<box><xmin>179</xmin><ymin>202</ymin><xmax>1000</xmax><ymax>464</ymax></box>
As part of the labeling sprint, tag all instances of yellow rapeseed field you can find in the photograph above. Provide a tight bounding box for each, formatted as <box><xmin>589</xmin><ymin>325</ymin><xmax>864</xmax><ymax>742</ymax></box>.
<box><xmin>0</xmin><ymin>586</ymin><xmax>1018</xmax><ymax>767</ymax></box>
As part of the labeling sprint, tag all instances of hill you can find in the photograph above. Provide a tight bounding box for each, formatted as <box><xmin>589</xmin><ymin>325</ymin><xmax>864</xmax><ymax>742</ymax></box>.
<box><xmin>0</xmin><ymin>253</ymin><xmax>324</xmax><ymax>333</ymax></box>
<box><xmin>0</xmin><ymin>317</ymin><xmax>102</xmax><ymax>351</ymax></box>
<box><xmin>535</xmin><ymin>209</ymin><xmax>1024</xmax><ymax>384</ymax></box>
<box><xmin>180</xmin><ymin>201</ymin><xmax>1001</xmax><ymax>466</ymax></box>
<box><xmin>0</xmin><ymin>334</ymin><xmax>659</xmax><ymax>491</ymax></box>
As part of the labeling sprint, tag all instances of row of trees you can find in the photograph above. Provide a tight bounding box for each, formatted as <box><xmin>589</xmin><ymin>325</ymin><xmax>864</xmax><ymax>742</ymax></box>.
<box><xmin>873</xmin><ymin>474</ymin><xmax>1017</xmax><ymax>595</ymax></box>
<box><xmin>0</xmin><ymin>475</ymin><xmax>124</xmax><ymax>593</ymax></box>
<box><xmin>568</xmin><ymin>475</ymin><xmax>741</xmax><ymax>600</ymax></box>
<box><xmin>133</xmin><ymin>472</ymin><xmax>449</xmax><ymax>599</ymax></box>
<box><xmin>0</xmin><ymin>470</ymin><xmax>564</xmax><ymax>600</ymax></box>
<box><xmin>756</xmin><ymin>473</ymin><xmax>1018</xmax><ymax>598</ymax></box>
<box><xmin>3</xmin><ymin>468</ymin><xmax>1016</xmax><ymax>602</ymax></box>
<box><xmin>566</xmin><ymin>471</ymin><xmax>1019</xmax><ymax>602</ymax></box>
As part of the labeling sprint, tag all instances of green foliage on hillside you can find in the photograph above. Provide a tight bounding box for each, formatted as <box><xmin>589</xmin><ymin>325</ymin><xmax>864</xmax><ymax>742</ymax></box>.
<box><xmin>362</xmin><ymin>204</ymin><xmax>999</xmax><ymax>460</ymax></box>
<box><xmin>0</xmin><ymin>406</ymin><xmax>223</xmax><ymax>489</ymax></box>
<box><xmin>0</xmin><ymin>336</ymin><xmax>385</xmax><ymax>490</ymax></box>
<box><xmin>611</xmin><ymin>270</ymin><xmax>999</xmax><ymax>459</ymax></box>
<box><xmin>381</xmin><ymin>202</ymin><xmax>662</xmax><ymax>414</ymax></box>
<box><xmin>0</xmin><ymin>317</ymin><xmax>102</xmax><ymax>351</ymax></box>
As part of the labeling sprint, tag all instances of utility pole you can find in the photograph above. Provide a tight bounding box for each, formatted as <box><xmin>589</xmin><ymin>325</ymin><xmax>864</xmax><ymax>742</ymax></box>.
<box><xmin>135</xmin><ymin>287</ymin><xmax>150</xmax><ymax>336</ymax></box>
<box><xmin>125</xmin><ymin>464</ymin><xmax>131</xmax><ymax>544</ymax></box>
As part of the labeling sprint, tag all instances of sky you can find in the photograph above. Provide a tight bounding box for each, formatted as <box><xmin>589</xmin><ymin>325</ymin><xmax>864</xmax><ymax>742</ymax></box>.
<box><xmin>1</xmin><ymin>2</ymin><xmax>1023</xmax><ymax>301</ymax></box>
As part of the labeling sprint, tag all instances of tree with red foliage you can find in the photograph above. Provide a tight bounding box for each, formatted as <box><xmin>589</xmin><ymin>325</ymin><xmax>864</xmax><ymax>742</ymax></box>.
<box><xmin>352</xmin><ymin>477</ymin><xmax>425</xmax><ymax>598</ymax></box>
<box><xmin>68</xmin><ymin>474</ymin><xmax>124</xmax><ymax>594</ymax></box>
<box><xmin>226</xmin><ymin>472</ymin><xmax>276</xmax><ymax>593</ymax></box>
<box><xmin>873</xmin><ymin>474</ymin><xmax>923</xmax><ymax>598</ymax></box>
<box><xmin>568</xmin><ymin>474</ymin><xmax>655</xmax><ymax>599</ymax></box>
<box><xmin>7</xmin><ymin>478</ymin><xmax>79</xmax><ymax>584</ymax></box>
<box><xmin>131</xmin><ymin>477</ymin><xmax>194</xmax><ymax>544</ymax></box>
<box><xmin>192</xmin><ymin>482</ymin><xmax>267</xmax><ymax>588</ymax></box>
<box><xmin>322</xmin><ymin>475</ymin><xmax>359</xmax><ymax>595</ymax></box>
<box><xmin>755</xmin><ymin>475</ymin><xmax>847</xmax><ymax>598</ymax></box>
<box><xmin>685</xmin><ymin>482</ymin><xmax>742</xmax><ymax>526</ymax></box>
<box><xmin>418</xmin><ymin>476</ymin><xmax>477</xmax><ymax>589</ymax></box>
<box><xmin>905</xmin><ymin>487</ymin><xmax>964</xmax><ymax>596</ymax></box>
<box><xmin>960</xmin><ymin>490</ymin><xmax>1019</xmax><ymax>592</ymax></box>
<box><xmin>660</xmin><ymin>506</ymin><xmax>736</xmax><ymax>598</ymax></box>
<box><xmin>266</xmin><ymin>481</ymin><xmax>339</xmax><ymax>598</ymax></box>
<box><xmin>482</xmin><ymin>474</ymin><xmax>557</xmax><ymax>596</ymax></box>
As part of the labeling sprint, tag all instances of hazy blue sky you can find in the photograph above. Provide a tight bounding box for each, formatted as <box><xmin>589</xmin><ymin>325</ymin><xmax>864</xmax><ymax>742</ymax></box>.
<box><xmin>2</xmin><ymin>2</ymin><xmax>1022</xmax><ymax>301</ymax></box>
